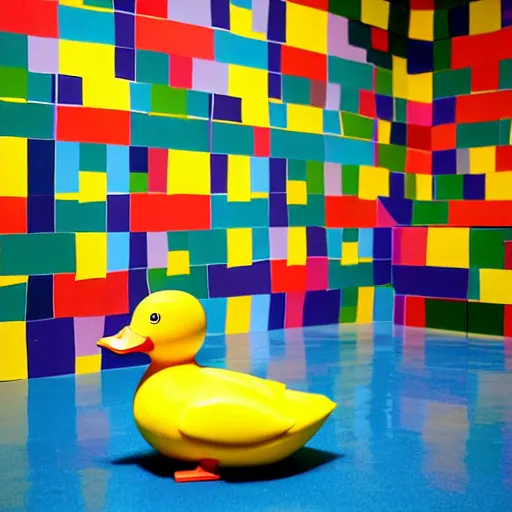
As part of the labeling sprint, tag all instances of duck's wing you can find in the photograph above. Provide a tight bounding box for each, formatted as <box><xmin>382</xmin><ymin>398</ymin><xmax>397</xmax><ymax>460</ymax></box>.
<box><xmin>178</xmin><ymin>369</ymin><xmax>295</xmax><ymax>446</ymax></box>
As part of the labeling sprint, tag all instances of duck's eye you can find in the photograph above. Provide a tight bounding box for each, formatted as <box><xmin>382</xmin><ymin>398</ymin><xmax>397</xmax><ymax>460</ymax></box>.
<box><xmin>149</xmin><ymin>313</ymin><xmax>161</xmax><ymax>324</ymax></box>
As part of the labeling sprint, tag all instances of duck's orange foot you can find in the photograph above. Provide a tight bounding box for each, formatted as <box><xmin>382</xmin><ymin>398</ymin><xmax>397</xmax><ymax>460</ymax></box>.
<box><xmin>174</xmin><ymin>459</ymin><xmax>221</xmax><ymax>483</ymax></box>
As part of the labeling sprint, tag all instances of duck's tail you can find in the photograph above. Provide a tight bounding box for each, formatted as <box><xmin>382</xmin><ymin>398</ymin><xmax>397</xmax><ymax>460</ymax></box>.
<box><xmin>284</xmin><ymin>389</ymin><xmax>337</xmax><ymax>434</ymax></box>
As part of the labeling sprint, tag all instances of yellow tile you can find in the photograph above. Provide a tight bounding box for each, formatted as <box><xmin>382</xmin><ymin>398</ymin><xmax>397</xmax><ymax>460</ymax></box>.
<box><xmin>392</xmin><ymin>56</ymin><xmax>408</xmax><ymax>99</ymax></box>
<box><xmin>83</xmin><ymin>77</ymin><xmax>130</xmax><ymax>111</ymax></box>
<box><xmin>469</xmin><ymin>0</ymin><xmax>501</xmax><ymax>35</ymax></box>
<box><xmin>225</xmin><ymin>296</ymin><xmax>252</xmax><ymax>334</ymax></box>
<box><xmin>0</xmin><ymin>276</ymin><xmax>28</xmax><ymax>287</ymax></box>
<box><xmin>480</xmin><ymin>269</ymin><xmax>512</xmax><ymax>304</ymax></box>
<box><xmin>358</xmin><ymin>166</ymin><xmax>390</xmax><ymax>200</ymax></box>
<box><xmin>168</xmin><ymin>150</ymin><xmax>210</xmax><ymax>195</ymax></box>
<box><xmin>75</xmin><ymin>233</ymin><xmax>107</xmax><ymax>280</ymax></box>
<box><xmin>227</xmin><ymin>228</ymin><xmax>253</xmax><ymax>268</ymax></box>
<box><xmin>286</xmin><ymin>2</ymin><xmax>328</xmax><ymax>54</ymax></box>
<box><xmin>227</xmin><ymin>155</ymin><xmax>251</xmax><ymax>202</ymax></box>
<box><xmin>341</xmin><ymin>242</ymin><xmax>359</xmax><ymax>266</ymax></box>
<box><xmin>407</xmin><ymin>72</ymin><xmax>432</xmax><ymax>103</ymax></box>
<box><xmin>377</xmin><ymin>120</ymin><xmax>391</xmax><ymax>144</ymax></box>
<box><xmin>361</xmin><ymin>0</ymin><xmax>390</xmax><ymax>30</ymax></box>
<box><xmin>287</xmin><ymin>180</ymin><xmax>307</xmax><ymax>205</ymax></box>
<box><xmin>230</xmin><ymin>5</ymin><xmax>266</xmax><ymax>40</ymax></box>
<box><xmin>79</xmin><ymin>171</ymin><xmax>107</xmax><ymax>202</ymax></box>
<box><xmin>356</xmin><ymin>287</ymin><xmax>374</xmax><ymax>324</ymax></box>
<box><xmin>76</xmin><ymin>355</ymin><xmax>101</xmax><ymax>375</ymax></box>
<box><xmin>287</xmin><ymin>227</ymin><xmax>307</xmax><ymax>266</ymax></box>
<box><xmin>286</xmin><ymin>104</ymin><xmax>323</xmax><ymax>135</ymax></box>
<box><xmin>416</xmin><ymin>174</ymin><xmax>433</xmax><ymax>201</ymax></box>
<box><xmin>167</xmin><ymin>251</ymin><xmax>190</xmax><ymax>276</ymax></box>
<box><xmin>469</xmin><ymin>146</ymin><xmax>496</xmax><ymax>175</ymax></box>
<box><xmin>0</xmin><ymin>322</ymin><xmax>27</xmax><ymax>381</ymax></box>
<box><xmin>486</xmin><ymin>172</ymin><xmax>512</xmax><ymax>200</ymax></box>
<box><xmin>409</xmin><ymin>10</ymin><xmax>434</xmax><ymax>41</ymax></box>
<box><xmin>59</xmin><ymin>40</ymin><xmax>115</xmax><ymax>79</ymax></box>
<box><xmin>426</xmin><ymin>227</ymin><xmax>469</xmax><ymax>269</ymax></box>
<box><xmin>0</xmin><ymin>137</ymin><xmax>27</xmax><ymax>197</ymax></box>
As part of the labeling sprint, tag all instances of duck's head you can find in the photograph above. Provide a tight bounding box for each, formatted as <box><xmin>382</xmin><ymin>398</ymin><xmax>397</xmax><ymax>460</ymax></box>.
<box><xmin>97</xmin><ymin>290</ymin><xmax>206</xmax><ymax>366</ymax></box>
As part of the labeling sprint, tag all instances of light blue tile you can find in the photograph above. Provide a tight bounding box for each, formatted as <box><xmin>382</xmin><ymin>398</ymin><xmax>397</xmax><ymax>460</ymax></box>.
<box><xmin>251</xmin><ymin>157</ymin><xmax>269</xmax><ymax>193</ymax></box>
<box><xmin>107</xmin><ymin>232</ymin><xmax>130</xmax><ymax>272</ymax></box>
<box><xmin>324</xmin><ymin>135</ymin><xmax>373</xmax><ymax>165</ymax></box>
<box><xmin>250</xmin><ymin>294</ymin><xmax>270</xmax><ymax>332</ymax></box>
<box><xmin>55</xmin><ymin>142</ymin><xmax>79</xmax><ymax>193</ymax></box>
<box><xmin>107</xmin><ymin>145</ymin><xmax>130</xmax><ymax>194</ymax></box>
<box><xmin>373</xmin><ymin>287</ymin><xmax>394</xmax><ymax>321</ymax></box>
<box><xmin>323</xmin><ymin>111</ymin><xmax>341</xmax><ymax>135</ymax></box>
<box><xmin>214</xmin><ymin>31</ymin><xmax>268</xmax><ymax>69</ymax></box>
<box><xmin>358</xmin><ymin>228</ymin><xmax>374</xmax><ymax>259</ymax></box>
<box><xmin>130</xmin><ymin>82</ymin><xmax>151</xmax><ymax>113</ymax></box>
<box><xmin>327</xmin><ymin>228</ymin><xmax>342</xmax><ymax>259</ymax></box>
<box><xmin>201</xmin><ymin>297</ymin><xmax>227</xmax><ymax>335</ymax></box>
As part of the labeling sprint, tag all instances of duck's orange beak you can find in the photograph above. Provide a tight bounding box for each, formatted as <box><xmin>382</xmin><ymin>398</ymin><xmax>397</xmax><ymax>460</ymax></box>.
<box><xmin>97</xmin><ymin>327</ymin><xmax>154</xmax><ymax>355</ymax></box>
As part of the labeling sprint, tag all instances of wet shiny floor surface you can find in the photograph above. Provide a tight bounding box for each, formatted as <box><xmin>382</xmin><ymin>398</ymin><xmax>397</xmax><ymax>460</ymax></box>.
<box><xmin>1</xmin><ymin>324</ymin><xmax>512</xmax><ymax>512</ymax></box>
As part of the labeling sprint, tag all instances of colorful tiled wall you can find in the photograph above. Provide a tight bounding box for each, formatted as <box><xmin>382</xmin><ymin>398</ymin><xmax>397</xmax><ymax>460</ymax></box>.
<box><xmin>2</xmin><ymin>0</ymin><xmax>512</xmax><ymax>381</ymax></box>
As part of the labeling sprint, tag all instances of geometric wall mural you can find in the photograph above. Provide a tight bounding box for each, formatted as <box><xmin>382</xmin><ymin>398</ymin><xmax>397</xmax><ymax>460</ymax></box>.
<box><xmin>1</xmin><ymin>0</ymin><xmax>511</xmax><ymax>380</ymax></box>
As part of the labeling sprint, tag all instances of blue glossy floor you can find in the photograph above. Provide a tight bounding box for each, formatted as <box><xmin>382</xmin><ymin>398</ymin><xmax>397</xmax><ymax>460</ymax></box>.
<box><xmin>1</xmin><ymin>324</ymin><xmax>512</xmax><ymax>512</ymax></box>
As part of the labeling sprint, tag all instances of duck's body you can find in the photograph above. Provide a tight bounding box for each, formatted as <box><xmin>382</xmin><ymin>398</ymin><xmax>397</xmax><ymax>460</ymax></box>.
<box><xmin>98</xmin><ymin>290</ymin><xmax>337</xmax><ymax>482</ymax></box>
<box><xmin>134</xmin><ymin>363</ymin><xmax>336</xmax><ymax>467</ymax></box>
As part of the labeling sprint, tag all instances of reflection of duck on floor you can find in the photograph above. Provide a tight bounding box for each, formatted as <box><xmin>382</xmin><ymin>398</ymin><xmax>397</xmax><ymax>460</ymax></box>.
<box><xmin>98</xmin><ymin>290</ymin><xmax>337</xmax><ymax>482</ymax></box>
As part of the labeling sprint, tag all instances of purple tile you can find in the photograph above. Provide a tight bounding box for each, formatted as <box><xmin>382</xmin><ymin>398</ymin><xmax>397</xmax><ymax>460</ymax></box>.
<box><xmin>115</xmin><ymin>11</ymin><xmax>134</xmax><ymax>48</ymax></box>
<box><xmin>74</xmin><ymin>316</ymin><xmax>105</xmax><ymax>357</ymax></box>
<box><xmin>28</xmin><ymin>195</ymin><xmax>55</xmax><ymax>234</ymax></box>
<box><xmin>168</xmin><ymin>0</ymin><xmax>212</xmax><ymax>28</ymax></box>
<box><xmin>114</xmin><ymin>0</ymin><xmax>135</xmax><ymax>13</ymax></box>
<box><xmin>268</xmin><ymin>72</ymin><xmax>281</xmax><ymax>100</ymax></box>
<box><xmin>268</xmin><ymin>42</ymin><xmax>281</xmax><ymax>73</ymax></box>
<box><xmin>269</xmin><ymin>193</ymin><xmax>288</xmax><ymax>227</ymax></box>
<box><xmin>27</xmin><ymin>318</ymin><xmax>75</xmax><ymax>378</ymax></box>
<box><xmin>28</xmin><ymin>139</ymin><xmax>55</xmax><ymax>196</ymax></box>
<box><xmin>213</xmin><ymin>94</ymin><xmax>242</xmax><ymax>123</ymax></box>
<box><xmin>107</xmin><ymin>194</ymin><xmax>130</xmax><ymax>232</ymax></box>
<box><xmin>129</xmin><ymin>232</ymin><xmax>147</xmax><ymax>269</ymax></box>
<box><xmin>129</xmin><ymin>146</ymin><xmax>148</xmax><ymax>173</ymax></box>
<box><xmin>306</xmin><ymin>227</ymin><xmax>327</xmax><ymax>257</ymax></box>
<box><xmin>433</xmin><ymin>97</ymin><xmax>455</xmax><ymax>126</ymax></box>
<box><xmin>115</xmin><ymin>47</ymin><xmax>135</xmax><ymax>81</ymax></box>
<box><xmin>193</xmin><ymin>58</ymin><xmax>229</xmax><ymax>95</ymax></box>
<box><xmin>374</xmin><ymin>259</ymin><xmax>391</xmax><ymax>285</ymax></box>
<box><xmin>27</xmin><ymin>275</ymin><xmax>53</xmax><ymax>321</ymax></box>
<box><xmin>58</xmin><ymin>75</ymin><xmax>83</xmax><ymax>105</ymax></box>
<box><xmin>268</xmin><ymin>0</ymin><xmax>286</xmax><ymax>43</ymax></box>
<box><xmin>270</xmin><ymin>227</ymin><xmax>288</xmax><ymax>259</ymax></box>
<box><xmin>432</xmin><ymin>149</ymin><xmax>457</xmax><ymax>175</ymax></box>
<box><xmin>269</xmin><ymin>157</ymin><xmax>286</xmax><ymax>192</ymax></box>
<box><xmin>253</xmin><ymin>0</ymin><xmax>269</xmax><ymax>33</ymax></box>
<box><xmin>376</xmin><ymin>94</ymin><xmax>393</xmax><ymax>121</ymax></box>
<box><xmin>28</xmin><ymin>37</ymin><xmax>59</xmax><ymax>74</ymax></box>
<box><xmin>303</xmin><ymin>290</ymin><xmax>341</xmax><ymax>327</ymax></box>
<box><xmin>390</xmin><ymin>170</ymin><xmax>405</xmax><ymax>198</ymax></box>
<box><xmin>147</xmin><ymin>232</ymin><xmax>168</xmax><ymax>269</ymax></box>
<box><xmin>129</xmin><ymin>269</ymin><xmax>149</xmax><ymax>313</ymax></box>
<box><xmin>394</xmin><ymin>295</ymin><xmax>405</xmax><ymax>325</ymax></box>
<box><xmin>211</xmin><ymin>153</ymin><xmax>228</xmax><ymax>193</ymax></box>
<box><xmin>379</xmin><ymin>197</ymin><xmax>413</xmax><ymax>225</ymax></box>
<box><xmin>208</xmin><ymin>261</ymin><xmax>271</xmax><ymax>297</ymax></box>
<box><xmin>325</xmin><ymin>82</ymin><xmax>341</xmax><ymax>111</ymax></box>
<box><xmin>392</xmin><ymin>265</ymin><xmax>469</xmax><ymax>299</ymax></box>
<box><xmin>211</xmin><ymin>0</ymin><xmax>230</xmax><ymax>30</ymax></box>
<box><xmin>463</xmin><ymin>174</ymin><xmax>485</xmax><ymax>200</ymax></box>
<box><xmin>268</xmin><ymin>293</ymin><xmax>285</xmax><ymax>330</ymax></box>
<box><xmin>373</xmin><ymin>228</ymin><xmax>392</xmax><ymax>259</ymax></box>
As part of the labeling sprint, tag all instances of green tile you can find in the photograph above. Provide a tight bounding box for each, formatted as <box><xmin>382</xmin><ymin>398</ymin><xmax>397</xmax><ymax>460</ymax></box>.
<box><xmin>84</xmin><ymin>0</ymin><xmax>113</xmax><ymax>6</ymax></box>
<box><xmin>188</xmin><ymin>230</ymin><xmax>227</xmax><ymax>265</ymax></box>
<box><xmin>328</xmin><ymin>56</ymin><xmax>373</xmax><ymax>90</ymax></box>
<box><xmin>394</xmin><ymin>98</ymin><xmax>406</xmax><ymax>123</ymax></box>
<box><xmin>306</xmin><ymin>160</ymin><xmax>324</xmax><ymax>194</ymax></box>
<box><xmin>434</xmin><ymin>68</ymin><xmax>471</xmax><ymax>98</ymax></box>
<box><xmin>433</xmin><ymin>39</ymin><xmax>451</xmax><ymax>71</ymax></box>
<box><xmin>341</xmin><ymin>112</ymin><xmax>373</xmax><ymax>140</ymax></box>
<box><xmin>348</xmin><ymin>21</ymin><xmax>370</xmax><ymax>48</ymax></box>
<box><xmin>339</xmin><ymin>306</ymin><xmax>357</xmax><ymax>323</ymax></box>
<box><xmin>213</xmin><ymin>122</ymin><xmax>254</xmax><ymax>156</ymax></box>
<box><xmin>340</xmin><ymin>86</ymin><xmax>359</xmax><ymax>113</ymax></box>
<box><xmin>468</xmin><ymin>302</ymin><xmax>504</xmax><ymax>336</ymax></box>
<box><xmin>151</xmin><ymin>85</ymin><xmax>187</xmax><ymax>116</ymax></box>
<box><xmin>343</xmin><ymin>228</ymin><xmax>359</xmax><ymax>242</ymax></box>
<box><xmin>288</xmin><ymin>160</ymin><xmax>307</xmax><ymax>180</ymax></box>
<box><xmin>499</xmin><ymin>59</ymin><xmax>512</xmax><ymax>89</ymax></box>
<box><xmin>186</xmin><ymin>90</ymin><xmax>210</xmax><ymax>118</ymax></box>
<box><xmin>0</xmin><ymin>100</ymin><xmax>54</xmax><ymax>138</ymax></box>
<box><xmin>469</xmin><ymin>228</ymin><xmax>512</xmax><ymax>269</ymax></box>
<box><xmin>342</xmin><ymin>165</ymin><xmax>359</xmax><ymax>195</ymax></box>
<box><xmin>378</xmin><ymin>144</ymin><xmax>406</xmax><ymax>172</ymax></box>
<box><xmin>288</xmin><ymin>195</ymin><xmax>325</xmax><ymax>227</ymax></box>
<box><xmin>0</xmin><ymin>283</ymin><xmax>27</xmax><ymax>322</ymax></box>
<box><xmin>388</xmin><ymin>3</ymin><xmax>410</xmax><ymax>37</ymax></box>
<box><xmin>457</xmin><ymin>121</ymin><xmax>500</xmax><ymax>148</ymax></box>
<box><xmin>136</xmin><ymin>50</ymin><xmax>169</xmax><ymax>85</ymax></box>
<box><xmin>389</xmin><ymin>33</ymin><xmax>408</xmax><ymax>59</ymax></box>
<box><xmin>375</xmin><ymin>68</ymin><xmax>393</xmax><ymax>96</ymax></box>
<box><xmin>328</xmin><ymin>261</ymin><xmax>374</xmax><ymax>289</ymax></box>
<box><xmin>434</xmin><ymin>10</ymin><xmax>450</xmax><ymax>41</ymax></box>
<box><xmin>0</xmin><ymin>33</ymin><xmax>27</xmax><ymax>68</ymax></box>
<box><xmin>499</xmin><ymin>119</ymin><xmax>511</xmax><ymax>145</ymax></box>
<box><xmin>467</xmin><ymin>268</ymin><xmax>480</xmax><ymax>301</ymax></box>
<box><xmin>342</xmin><ymin>287</ymin><xmax>358</xmax><ymax>307</ymax></box>
<box><xmin>434</xmin><ymin>175</ymin><xmax>464</xmax><ymax>200</ymax></box>
<box><xmin>28</xmin><ymin>72</ymin><xmax>53</xmax><ymax>103</ymax></box>
<box><xmin>0</xmin><ymin>67</ymin><xmax>28</xmax><ymax>99</ymax></box>
<box><xmin>425</xmin><ymin>298</ymin><xmax>466</xmax><ymax>332</ymax></box>
<box><xmin>130</xmin><ymin>173</ymin><xmax>148</xmax><ymax>192</ymax></box>
<box><xmin>404</xmin><ymin>173</ymin><xmax>416</xmax><ymax>200</ymax></box>
<box><xmin>0</xmin><ymin>234</ymin><xmax>76</xmax><ymax>276</ymax></box>
<box><xmin>270</xmin><ymin>129</ymin><xmax>324</xmax><ymax>161</ymax></box>
<box><xmin>148</xmin><ymin>266</ymin><xmax>208</xmax><ymax>299</ymax></box>
<box><xmin>329</xmin><ymin>0</ymin><xmax>361</xmax><ymax>19</ymax></box>
<box><xmin>412</xmin><ymin>200</ymin><xmax>449</xmax><ymax>225</ymax></box>
<box><xmin>80</xmin><ymin>143</ymin><xmax>107</xmax><ymax>172</ymax></box>
<box><xmin>55</xmin><ymin>201</ymin><xmax>106</xmax><ymax>232</ymax></box>
<box><xmin>167</xmin><ymin>232</ymin><xmax>189</xmax><ymax>251</ymax></box>
<box><xmin>282</xmin><ymin>75</ymin><xmax>310</xmax><ymax>105</ymax></box>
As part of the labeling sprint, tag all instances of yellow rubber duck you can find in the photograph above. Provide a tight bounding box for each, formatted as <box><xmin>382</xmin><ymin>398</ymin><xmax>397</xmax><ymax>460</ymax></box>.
<box><xmin>98</xmin><ymin>290</ymin><xmax>336</xmax><ymax>483</ymax></box>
